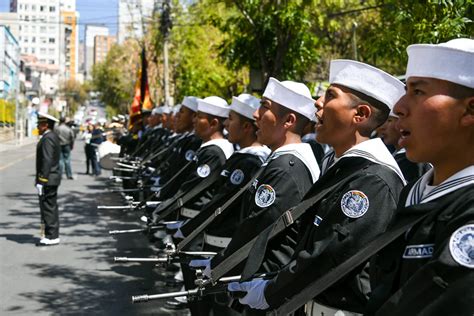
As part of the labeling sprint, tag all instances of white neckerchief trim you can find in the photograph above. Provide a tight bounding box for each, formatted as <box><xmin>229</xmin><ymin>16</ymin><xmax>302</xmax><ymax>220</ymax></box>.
<box><xmin>200</xmin><ymin>138</ymin><xmax>235</xmax><ymax>159</ymax></box>
<box><xmin>393</xmin><ymin>148</ymin><xmax>407</xmax><ymax>157</ymax></box>
<box><xmin>405</xmin><ymin>165</ymin><xmax>474</xmax><ymax>206</ymax></box>
<box><xmin>237</xmin><ymin>145</ymin><xmax>271</xmax><ymax>163</ymax></box>
<box><xmin>322</xmin><ymin>138</ymin><xmax>406</xmax><ymax>183</ymax></box>
<box><xmin>267</xmin><ymin>143</ymin><xmax>320</xmax><ymax>183</ymax></box>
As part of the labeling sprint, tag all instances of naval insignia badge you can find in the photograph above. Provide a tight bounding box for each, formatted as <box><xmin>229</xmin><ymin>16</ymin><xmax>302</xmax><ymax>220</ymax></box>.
<box><xmin>255</xmin><ymin>184</ymin><xmax>276</xmax><ymax>208</ymax></box>
<box><xmin>341</xmin><ymin>190</ymin><xmax>369</xmax><ymax>218</ymax></box>
<box><xmin>230</xmin><ymin>169</ymin><xmax>245</xmax><ymax>185</ymax></box>
<box><xmin>197</xmin><ymin>164</ymin><xmax>211</xmax><ymax>178</ymax></box>
<box><xmin>449</xmin><ymin>224</ymin><xmax>474</xmax><ymax>268</ymax></box>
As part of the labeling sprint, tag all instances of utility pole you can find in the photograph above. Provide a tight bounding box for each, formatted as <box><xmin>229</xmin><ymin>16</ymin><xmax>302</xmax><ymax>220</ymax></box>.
<box><xmin>160</xmin><ymin>0</ymin><xmax>172</xmax><ymax>107</ymax></box>
<box><xmin>352</xmin><ymin>21</ymin><xmax>358</xmax><ymax>61</ymax></box>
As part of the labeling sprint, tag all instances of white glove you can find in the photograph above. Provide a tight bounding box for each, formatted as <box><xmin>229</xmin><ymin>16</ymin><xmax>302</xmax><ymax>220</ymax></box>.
<box><xmin>36</xmin><ymin>184</ymin><xmax>44</xmax><ymax>196</ymax></box>
<box><xmin>189</xmin><ymin>259</ymin><xmax>212</xmax><ymax>277</ymax></box>
<box><xmin>166</xmin><ymin>221</ymin><xmax>184</xmax><ymax>230</ymax></box>
<box><xmin>173</xmin><ymin>228</ymin><xmax>184</xmax><ymax>239</ymax></box>
<box><xmin>227</xmin><ymin>279</ymin><xmax>270</xmax><ymax>310</ymax></box>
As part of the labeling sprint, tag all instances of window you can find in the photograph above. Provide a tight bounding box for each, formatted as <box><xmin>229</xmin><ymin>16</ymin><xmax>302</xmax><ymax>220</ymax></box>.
<box><xmin>32</xmin><ymin>5</ymin><xmax>36</xmax><ymax>11</ymax></box>
<box><xmin>24</xmin><ymin>37</ymin><xmax>28</xmax><ymax>43</ymax></box>
<box><xmin>49</xmin><ymin>6</ymin><xmax>56</xmax><ymax>12</ymax></box>
<box><xmin>40</xmin><ymin>48</ymin><xmax>46</xmax><ymax>54</ymax></box>
<box><xmin>40</xmin><ymin>59</ymin><xmax>46</xmax><ymax>63</ymax></box>
<box><xmin>19</xmin><ymin>25</ymin><xmax>21</xmax><ymax>31</ymax></box>
<box><xmin>40</xmin><ymin>5</ymin><xmax>45</xmax><ymax>12</ymax></box>
<box><xmin>31</xmin><ymin>48</ymin><xmax>35</xmax><ymax>54</ymax></box>
<box><xmin>49</xmin><ymin>38</ymin><xmax>55</xmax><ymax>44</ymax></box>
<box><xmin>31</xmin><ymin>25</ymin><xmax>36</xmax><ymax>32</ymax></box>
<box><xmin>40</xmin><ymin>26</ymin><xmax>46</xmax><ymax>33</ymax></box>
<box><xmin>49</xmin><ymin>59</ymin><xmax>55</xmax><ymax>64</ymax></box>
<box><xmin>31</xmin><ymin>36</ymin><xmax>36</xmax><ymax>43</ymax></box>
<box><xmin>40</xmin><ymin>37</ymin><xmax>47</xmax><ymax>44</ymax></box>
<box><xmin>48</xmin><ymin>48</ymin><xmax>55</xmax><ymax>55</ymax></box>
<box><xmin>25</xmin><ymin>4</ymin><xmax>28</xmax><ymax>10</ymax></box>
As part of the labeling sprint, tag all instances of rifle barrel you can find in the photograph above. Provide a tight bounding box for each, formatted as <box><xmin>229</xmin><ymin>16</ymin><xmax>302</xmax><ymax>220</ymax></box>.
<box><xmin>97</xmin><ymin>205</ymin><xmax>133</xmax><ymax>210</ymax></box>
<box><xmin>114</xmin><ymin>256</ymin><xmax>168</xmax><ymax>263</ymax></box>
<box><xmin>132</xmin><ymin>289</ymin><xmax>199</xmax><ymax>303</ymax></box>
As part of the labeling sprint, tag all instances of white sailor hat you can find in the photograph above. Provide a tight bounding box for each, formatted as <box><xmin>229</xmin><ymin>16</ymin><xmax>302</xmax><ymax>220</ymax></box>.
<box><xmin>151</xmin><ymin>107</ymin><xmax>163</xmax><ymax>115</ymax></box>
<box><xmin>197</xmin><ymin>96</ymin><xmax>230</xmax><ymax>118</ymax></box>
<box><xmin>162</xmin><ymin>106</ymin><xmax>171</xmax><ymax>115</ymax></box>
<box><xmin>173</xmin><ymin>104</ymin><xmax>182</xmax><ymax>115</ymax></box>
<box><xmin>117</xmin><ymin>114</ymin><xmax>126</xmax><ymax>121</ymax></box>
<box><xmin>329</xmin><ymin>59</ymin><xmax>405</xmax><ymax>110</ymax></box>
<box><xmin>263</xmin><ymin>77</ymin><xmax>315</xmax><ymax>120</ymax></box>
<box><xmin>230</xmin><ymin>93</ymin><xmax>260</xmax><ymax>120</ymax></box>
<box><xmin>182</xmin><ymin>96</ymin><xmax>199</xmax><ymax>112</ymax></box>
<box><xmin>406</xmin><ymin>38</ymin><xmax>474</xmax><ymax>89</ymax></box>
<box><xmin>38</xmin><ymin>112</ymin><xmax>59</xmax><ymax>123</ymax></box>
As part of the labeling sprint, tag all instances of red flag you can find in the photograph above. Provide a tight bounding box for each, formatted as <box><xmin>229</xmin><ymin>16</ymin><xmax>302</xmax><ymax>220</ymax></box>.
<box><xmin>129</xmin><ymin>48</ymin><xmax>153</xmax><ymax>130</ymax></box>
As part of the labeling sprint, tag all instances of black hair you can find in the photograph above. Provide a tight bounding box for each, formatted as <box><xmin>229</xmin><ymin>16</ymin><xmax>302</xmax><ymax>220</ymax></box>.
<box><xmin>346</xmin><ymin>88</ymin><xmax>390</xmax><ymax>137</ymax></box>
<box><xmin>274</xmin><ymin>103</ymin><xmax>310</xmax><ymax>136</ymax></box>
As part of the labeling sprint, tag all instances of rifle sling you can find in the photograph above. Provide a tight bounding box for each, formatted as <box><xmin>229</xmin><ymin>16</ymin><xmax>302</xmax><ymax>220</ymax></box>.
<box><xmin>210</xmin><ymin>177</ymin><xmax>358</xmax><ymax>281</ymax></box>
<box><xmin>271</xmin><ymin>212</ymin><xmax>429</xmax><ymax>315</ymax></box>
<box><xmin>177</xmin><ymin>166</ymin><xmax>266</xmax><ymax>251</ymax></box>
<box><xmin>154</xmin><ymin>168</ymin><xmax>224</xmax><ymax>221</ymax></box>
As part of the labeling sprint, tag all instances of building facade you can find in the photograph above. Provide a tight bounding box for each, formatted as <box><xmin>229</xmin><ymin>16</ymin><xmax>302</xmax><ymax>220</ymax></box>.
<box><xmin>0</xmin><ymin>25</ymin><xmax>20</xmax><ymax>100</ymax></box>
<box><xmin>9</xmin><ymin>0</ymin><xmax>79</xmax><ymax>82</ymax></box>
<box><xmin>117</xmin><ymin>0</ymin><xmax>155</xmax><ymax>44</ymax></box>
<box><xmin>94</xmin><ymin>35</ymin><xmax>116</xmax><ymax>65</ymax></box>
<box><xmin>84</xmin><ymin>24</ymin><xmax>109</xmax><ymax>79</ymax></box>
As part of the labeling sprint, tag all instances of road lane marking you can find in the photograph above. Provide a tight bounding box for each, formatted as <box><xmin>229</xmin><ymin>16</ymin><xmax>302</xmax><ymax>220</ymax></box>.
<box><xmin>0</xmin><ymin>152</ymin><xmax>36</xmax><ymax>171</ymax></box>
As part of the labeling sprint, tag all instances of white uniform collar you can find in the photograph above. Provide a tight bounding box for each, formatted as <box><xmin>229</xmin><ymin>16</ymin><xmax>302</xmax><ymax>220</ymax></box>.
<box><xmin>237</xmin><ymin>145</ymin><xmax>271</xmax><ymax>163</ymax></box>
<box><xmin>267</xmin><ymin>143</ymin><xmax>320</xmax><ymax>183</ymax></box>
<box><xmin>405</xmin><ymin>165</ymin><xmax>474</xmax><ymax>206</ymax></box>
<box><xmin>322</xmin><ymin>138</ymin><xmax>406</xmax><ymax>183</ymax></box>
<box><xmin>392</xmin><ymin>147</ymin><xmax>406</xmax><ymax>157</ymax></box>
<box><xmin>200</xmin><ymin>138</ymin><xmax>234</xmax><ymax>159</ymax></box>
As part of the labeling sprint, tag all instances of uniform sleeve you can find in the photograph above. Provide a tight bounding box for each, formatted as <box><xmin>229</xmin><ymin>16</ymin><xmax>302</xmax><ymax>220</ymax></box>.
<box><xmin>374</xmin><ymin>204</ymin><xmax>474</xmax><ymax>316</ymax></box>
<box><xmin>177</xmin><ymin>147</ymin><xmax>226</xmax><ymax>194</ymax></box>
<box><xmin>264</xmin><ymin>173</ymin><xmax>401</xmax><ymax>309</ymax></box>
<box><xmin>211</xmin><ymin>162</ymin><xmax>311</xmax><ymax>268</ymax></box>
<box><xmin>37</xmin><ymin>136</ymin><xmax>56</xmax><ymax>184</ymax></box>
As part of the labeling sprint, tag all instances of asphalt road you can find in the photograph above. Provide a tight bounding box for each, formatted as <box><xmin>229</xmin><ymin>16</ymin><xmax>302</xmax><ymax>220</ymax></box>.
<box><xmin>0</xmin><ymin>139</ymin><xmax>189</xmax><ymax>315</ymax></box>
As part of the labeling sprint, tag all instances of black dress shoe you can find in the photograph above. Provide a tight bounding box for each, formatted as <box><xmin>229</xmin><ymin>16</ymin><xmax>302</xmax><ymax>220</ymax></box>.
<box><xmin>162</xmin><ymin>298</ymin><xmax>188</xmax><ymax>310</ymax></box>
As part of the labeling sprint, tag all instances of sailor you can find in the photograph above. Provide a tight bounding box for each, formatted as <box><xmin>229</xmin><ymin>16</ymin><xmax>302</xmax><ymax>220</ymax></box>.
<box><xmin>152</xmin><ymin>95</ymin><xmax>234</xmax><ymax>216</ymax></box>
<box><xmin>35</xmin><ymin>112</ymin><xmax>62</xmax><ymax>246</ymax></box>
<box><xmin>166</xmin><ymin>94</ymin><xmax>271</xmax><ymax>314</ymax></box>
<box><xmin>208</xmin><ymin>78</ymin><xmax>321</xmax><ymax>282</ymax></box>
<box><xmin>228</xmin><ymin>60</ymin><xmax>406</xmax><ymax>315</ymax></box>
<box><xmin>366</xmin><ymin>38</ymin><xmax>474</xmax><ymax>315</ymax></box>
<box><xmin>377</xmin><ymin>110</ymin><xmax>431</xmax><ymax>182</ymax></box>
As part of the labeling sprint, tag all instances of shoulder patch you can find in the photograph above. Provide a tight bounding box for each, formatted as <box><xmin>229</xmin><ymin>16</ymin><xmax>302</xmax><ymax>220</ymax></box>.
<box><xmin>340</xmin><ymin>190</ymin><xmax>369</xmax><ymax>218</ymax></box>
<box><xmin>403</xmin><ymin>244</ymin><xmax>434</xmax><ymax>259</ymax></box>
<box><xmin>197</xmin><ymin>164</ymin><xmax>211</xmax><ymax>178</ymax></box>
<box><xmin>255</xmin><ymin>184</ymin><xmax>276</xmax><ymax>208</ymax></box>
<box><xmin>449</xmin><ymin>224</ymin><xmax>474</xmax><ymax>268</ymax></box>
<box><xmin>230</xmin><ymin>169</ymin><xmax>245</xmax><ymax>185</ymax></box>
<box><xmin>185</xmin><ymin>150</ymin><xmax>195</xmax><ymax>161</ymax></box>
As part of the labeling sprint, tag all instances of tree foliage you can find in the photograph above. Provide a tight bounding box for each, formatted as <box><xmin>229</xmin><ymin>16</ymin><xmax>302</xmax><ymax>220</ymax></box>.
<box><xmin>59</xmin><ymin>79</ymin><xmax>89</xmax><ymax>116</ymax></box>
<box><xmin>91</xmin><ymin>44</ymin><xmax>139</xmax><ymax>113</ymax></box>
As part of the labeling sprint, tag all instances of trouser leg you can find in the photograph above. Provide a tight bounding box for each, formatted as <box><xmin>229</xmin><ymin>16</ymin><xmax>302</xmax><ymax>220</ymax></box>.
<box><xmin>39</xmin><ymin>185</ymin><xmax>59</xmax><ymax>239</ymax></box>
<box><xmin>63</xmin><ymin>145</ymin><xmax>72</xmax><ymax>178</ymax></box>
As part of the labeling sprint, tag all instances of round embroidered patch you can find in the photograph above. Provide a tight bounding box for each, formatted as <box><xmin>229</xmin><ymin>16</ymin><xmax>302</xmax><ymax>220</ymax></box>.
<box><xmin>197</xmin><ymin>164</ymin><xmax>211</xmax><ymax>178</ymax></box>
<box><xmin>230</xmin><ymin>169</ymin><xmax>245</xmax><ymax>185</ymax></box>
<box><xmin>185</xmin><ymin>150</ymin><xmax>195</xmax><ymax>161</ymax></box>
<box><xmin>449</xmin><ymin>224</ymin><xmax>474</xmax><ymax>269</ymax></box>
<box><xmin>255</xmin><ymin>184</ymin><xmax>276</xmax><ymax>208</ymax></box>
<box><xmin>340</xmin><ymin>190</ymin><xmax>369</xmax><ymax>218</ymax></box>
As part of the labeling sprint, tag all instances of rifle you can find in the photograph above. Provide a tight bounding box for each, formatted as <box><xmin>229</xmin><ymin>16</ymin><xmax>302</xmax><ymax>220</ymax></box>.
<box><xmin>114</xmin><ymin>249</ymin><xmax>217</xmax><ymax>266</ymax></box>
<box><xmin>108</xmin><ymin>220</ymin><xmax>180</xmax><ymax>235</ymax></box>
<box><xmin>131</xmin><ymin>273</ymin><xmax>274</xmax><ymax>303</ymax></box>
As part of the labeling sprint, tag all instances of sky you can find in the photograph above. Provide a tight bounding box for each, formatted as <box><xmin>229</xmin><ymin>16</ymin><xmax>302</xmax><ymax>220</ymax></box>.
<box><xmin>0</xmin><ymin>0</ymin><xmax>118</xmax><ymax>42</ymax></box>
